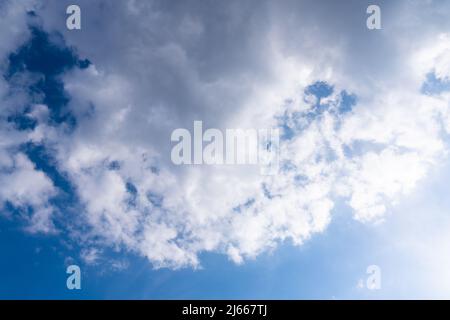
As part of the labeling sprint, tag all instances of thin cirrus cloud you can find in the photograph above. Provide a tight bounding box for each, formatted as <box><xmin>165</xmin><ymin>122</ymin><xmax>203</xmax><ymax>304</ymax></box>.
<box><xmin>1</xmin><ymin>0</ymin><xmax>450</xmax><ymax>270</ymax></box>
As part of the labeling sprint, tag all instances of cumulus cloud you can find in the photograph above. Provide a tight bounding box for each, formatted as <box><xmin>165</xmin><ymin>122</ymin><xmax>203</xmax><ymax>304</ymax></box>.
<box><xmin>0</xmin><ymin>0</ymin><xmax>60</xmax><ymax>233</ymax></box>
<box><xmin>1</xmin><ymin>0</ymin><xmax>450</xmax><ymax>269</ymax></box>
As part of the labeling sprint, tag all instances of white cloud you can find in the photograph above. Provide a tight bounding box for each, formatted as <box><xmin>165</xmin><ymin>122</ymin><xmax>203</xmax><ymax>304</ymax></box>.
<box><xmin>0</xmin><ymin>153</ymin><xmax>57</xmax><ymax>233</ymax></box>
<box><xmin>0</xmin><ymin>0</ymin><xmax>60</xmax><ymax>233</ymax></box>
<box><xmin>2</xmin><ymin>0</ymin><xmax>450</xmax><ymax>270</ymax></box>
<box><xmin>80</xmin><ymin>247</ymin><xmax>101</xmax><ymax>265</ymax></box>
<box><xmin>0</xmin><ymin>0</ymin><xmax>34</xmax><ymax>63</ymax></box>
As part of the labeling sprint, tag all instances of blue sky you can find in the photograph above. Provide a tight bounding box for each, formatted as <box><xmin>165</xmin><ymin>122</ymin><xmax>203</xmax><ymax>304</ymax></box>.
<box><xmin>0</xmin><ymin>199</ymin><xmax>394</xmax><ymax>299</ymax></box>
<box><xmin>3</xmin><ymin>172</ymin><xmax>450</xmax><ymax>299</ymax></box>
<box><xmin>1</xmin><ymin>0</ymin><xmax>450</xmax><ymax>299</ymax></box>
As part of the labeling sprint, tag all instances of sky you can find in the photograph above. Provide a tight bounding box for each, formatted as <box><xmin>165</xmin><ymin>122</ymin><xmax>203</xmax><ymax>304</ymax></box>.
<box><xmin>1</xmin><ymin>0</ymin><xmax>450</xmax><ymax>299</ymax></box>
